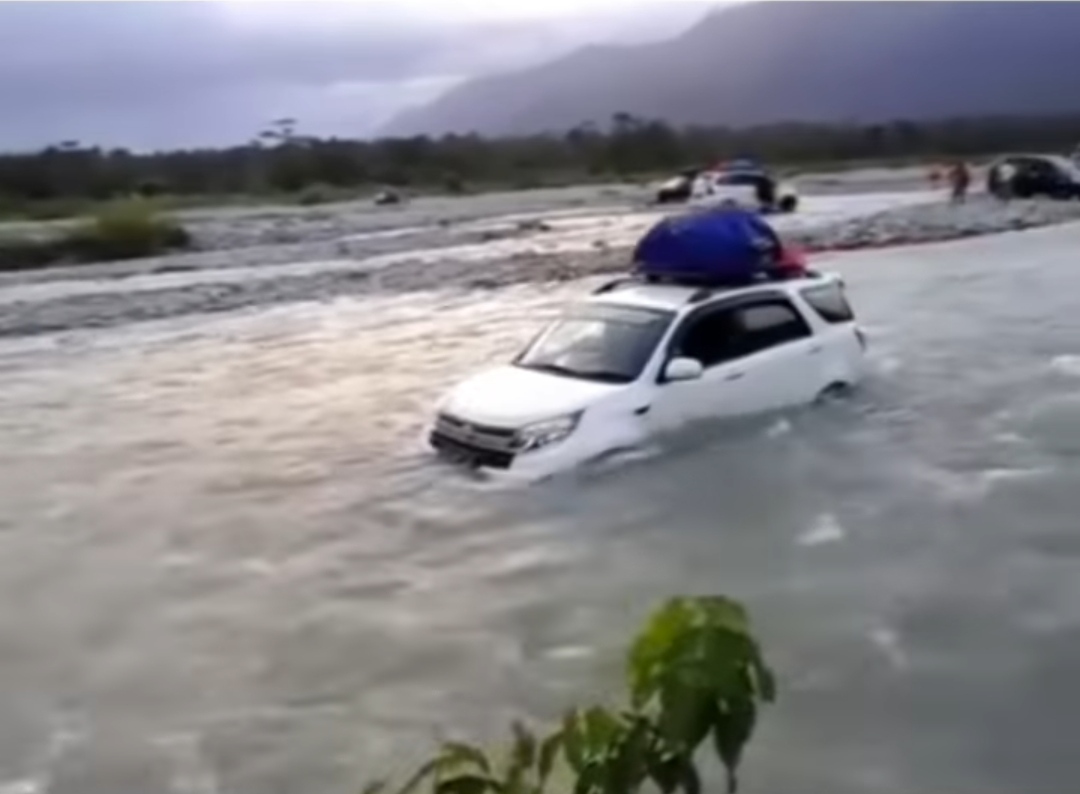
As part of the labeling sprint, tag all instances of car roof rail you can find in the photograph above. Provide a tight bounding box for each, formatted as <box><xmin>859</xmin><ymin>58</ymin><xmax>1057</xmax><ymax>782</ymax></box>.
<box><xmin>592</xmin><ymin>276</ymin><xmax>642</xmax><ymax>294</ymax></box>
<box><xmin>595</xmin><ymin>268</ymin><xmax>824</xmax><ymax>300</ymax></box>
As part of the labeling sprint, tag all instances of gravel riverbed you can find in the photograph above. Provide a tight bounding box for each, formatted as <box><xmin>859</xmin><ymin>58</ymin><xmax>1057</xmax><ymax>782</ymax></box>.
<box><xmin>2</xmin><ymin>183</ymin><xmax>1080</xmax><ymax>338</ymax></box>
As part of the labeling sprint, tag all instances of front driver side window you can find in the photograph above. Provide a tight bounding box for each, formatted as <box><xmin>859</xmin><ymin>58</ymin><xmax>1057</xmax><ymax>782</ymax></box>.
<box><xmin>672</xmin><ymin>307</ymin><xmax>741</xmax><ymax>369</ymax></box>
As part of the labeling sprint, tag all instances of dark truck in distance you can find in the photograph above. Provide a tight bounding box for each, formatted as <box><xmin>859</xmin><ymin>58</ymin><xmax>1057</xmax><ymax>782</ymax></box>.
<box><xmin>987</xmin><ymin>154</ymin><xmax>1080</xmax><ymax>200</ymax></box>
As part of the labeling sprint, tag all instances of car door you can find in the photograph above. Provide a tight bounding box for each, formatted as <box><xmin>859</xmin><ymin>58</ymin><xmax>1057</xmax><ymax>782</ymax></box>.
<box><xmin>1011</xmin><ymin>158</ymin><xmax>1042</xmax><ymax>197</ymax></box>
<box><xmin>645</xmin><ymin>296</ymin><xmax>819</xmax><ymax>433</ymax></box>
<box><xmin>1027</xmin><ymin>158</ymin><xmax>1062</xmax><ymax>197</ymax></box>
<box><xmin>696</xmin><ymin>173</ymin><xmax>757</xmax><ymax>207</ymax></box>
<box><xmin>723</xmin><ymin>300</ymin><xmax>822</xmax><ymax>412</ymax></box>
<box><xmin>644</xmin><ymin>303</ymin><xmax>756</xmax><ymax>433</ymax></box>
<box><xmin>720</xmin><ymin>173</ymin><xmax>764</xmax><ymax>208</ymax></box>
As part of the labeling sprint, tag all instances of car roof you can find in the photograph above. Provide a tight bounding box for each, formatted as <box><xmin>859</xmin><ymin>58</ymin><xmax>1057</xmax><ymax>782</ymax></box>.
<box><xmin>999</xmin><ymin>153</ymin><xmax>1080</xmax><ymax>175</ymax></box>
<box><xmin>586</xmin><ymin>272</ymin><xmax>838</xmax><ymax>313</ymax></box>
<box><xmin>1001</xmin><ymin>153</ymin><xmax>1066</xmax><ymax>164</ymax></box>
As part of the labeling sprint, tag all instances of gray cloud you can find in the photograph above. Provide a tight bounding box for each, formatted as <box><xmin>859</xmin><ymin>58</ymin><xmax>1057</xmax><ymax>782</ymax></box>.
<box><xmin>0</xmin><ymin>1</ymin><xmax>708</xmax><ymax>150</ymax></box>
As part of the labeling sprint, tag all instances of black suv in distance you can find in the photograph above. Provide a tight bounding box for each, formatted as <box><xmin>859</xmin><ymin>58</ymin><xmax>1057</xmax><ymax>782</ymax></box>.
<box><xmin>987</xmin><ymin>154</ymin><xmax>1080</xmax><ymax>200</ymax></box>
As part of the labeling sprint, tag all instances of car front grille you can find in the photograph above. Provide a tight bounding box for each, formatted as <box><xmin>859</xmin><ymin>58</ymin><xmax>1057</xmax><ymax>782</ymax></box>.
<box><xmin>429</xmin><ymin>414</ymin><xmax>517</xmax><ymax>470</ymax></box>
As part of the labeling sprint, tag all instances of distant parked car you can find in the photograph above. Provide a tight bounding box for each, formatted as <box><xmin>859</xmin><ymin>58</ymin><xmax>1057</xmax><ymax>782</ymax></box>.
<box><xmin>655</xmin><ymin>164</ymin><xmax>798</xmax><ymax>213</ymax></box>
<box><xmin>374</xmin><ymin>189</ymin><xmax>404</xmax><ymax>206</ymax></box>
<box><xmin>987</xmin><ymin>154</ymin><xmax>1080</xmax><ymax>200</ymax></box>
<box><xmin>691</xmin><ymin>168</ymin><xmax>800</xmax><ymax>213</ymax></box>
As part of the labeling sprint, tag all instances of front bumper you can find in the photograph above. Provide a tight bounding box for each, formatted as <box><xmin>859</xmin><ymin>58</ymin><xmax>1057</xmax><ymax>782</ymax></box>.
<box><xmin>427</xmin><ymin>413</ymin><xmax>640</xmax><ymax>482</ymax></box>
<box><xmin>428</xmin><ymin>414</ymin><xmax>517</xmax><ymax>470</ymax></box>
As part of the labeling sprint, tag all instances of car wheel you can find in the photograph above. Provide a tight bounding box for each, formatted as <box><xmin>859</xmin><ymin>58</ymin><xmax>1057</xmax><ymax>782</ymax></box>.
<box><xmin>778</xmin><ymin>195</ymin><xmax>798</xmax><ymax>213</ymax></box>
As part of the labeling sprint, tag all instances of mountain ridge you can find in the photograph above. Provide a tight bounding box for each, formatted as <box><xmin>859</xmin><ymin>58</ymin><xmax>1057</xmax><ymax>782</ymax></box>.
<box><xmin>382</xmin><ymin>1</ymin><xmax>1080</xmax><ymax>138</ymax></box>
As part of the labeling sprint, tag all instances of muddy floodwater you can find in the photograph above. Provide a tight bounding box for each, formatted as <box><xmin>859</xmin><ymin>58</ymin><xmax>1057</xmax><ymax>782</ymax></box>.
<box><xmin>4</xmin><ymin>220</ymin><xmax>1080</xmax><ymax>793</ymax></box>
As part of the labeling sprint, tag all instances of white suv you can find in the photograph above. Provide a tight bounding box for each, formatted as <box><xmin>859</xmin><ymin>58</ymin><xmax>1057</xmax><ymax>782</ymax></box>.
<box><xmin>690</xmin><ymin>169</ymin><xmax>800</xmax><ymax>213</ymax></box>
<box><xmin>429</xmin><ymin>272</ymin><xmax>866</xmax><ymax>480</ymax></box>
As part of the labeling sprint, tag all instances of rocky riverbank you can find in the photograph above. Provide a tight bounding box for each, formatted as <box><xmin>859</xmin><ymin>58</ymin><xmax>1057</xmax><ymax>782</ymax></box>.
<box><xmin>2</xmin><ymin>192</ymin><xmax>1079</xmax><ymax>338</ymax></box>
<box><xmin>784</xmin><ymin>195</ymin><xmax>1080</xmax><ymax>251</ymax></box>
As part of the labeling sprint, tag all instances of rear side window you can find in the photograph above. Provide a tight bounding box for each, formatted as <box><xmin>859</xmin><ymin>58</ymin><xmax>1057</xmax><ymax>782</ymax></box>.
<box><xmin>800</xmin><ymin>282</ymin><xmax>855</xmax><ymax>324</ymax></box>
<box><xmin>734</xmin><ymin>302</ymin><xmax>811</xmax><ymax>355</ymax></box>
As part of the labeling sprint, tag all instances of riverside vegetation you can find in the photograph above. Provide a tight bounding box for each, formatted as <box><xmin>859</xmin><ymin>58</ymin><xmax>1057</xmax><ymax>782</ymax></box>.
<box><xmin>2</xmin><ymin>113</ymin><xmax>1080</xmax><ymax>219</ymax></box>
<box><xmin>364</xmin><ymin>596</ymin><xmax>775</xmax><ymax>794</ymax></box>
<box><xmin>2</xmin><ymin>113</ymin><xmax>1079</xmax><ymax>270</ymax></box>
<box><xmin>0</xmin><ymin>199</ymin><xmax>190</xmax><ymax>271</ymax></box>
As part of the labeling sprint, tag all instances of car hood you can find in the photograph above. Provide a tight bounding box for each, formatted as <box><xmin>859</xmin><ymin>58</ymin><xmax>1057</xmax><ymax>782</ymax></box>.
<box><xmin>439</xmin><ymin>365</ymin><xmax>624</xmax><ymax>428</ymax></box>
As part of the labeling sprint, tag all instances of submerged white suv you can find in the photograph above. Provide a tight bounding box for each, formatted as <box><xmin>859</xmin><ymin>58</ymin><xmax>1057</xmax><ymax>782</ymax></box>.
<box><xmin>429</xmin><ymin>272</ymin><xmax>867</xmax><ymax>479</ymax></box>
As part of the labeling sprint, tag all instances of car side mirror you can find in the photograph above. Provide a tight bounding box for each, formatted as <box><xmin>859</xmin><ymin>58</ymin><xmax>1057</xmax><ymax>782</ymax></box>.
<box><xmin>663</xmin><ymin>357</ymin><xmax>704</xmax><ymax>383</ymax></box>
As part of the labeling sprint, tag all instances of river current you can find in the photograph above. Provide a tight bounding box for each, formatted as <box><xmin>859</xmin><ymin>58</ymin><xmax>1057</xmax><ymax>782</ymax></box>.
<box><xmin>3</xmin><ymin>222</ymin><xmax>1080</xmax><ymax>793</ymax></box>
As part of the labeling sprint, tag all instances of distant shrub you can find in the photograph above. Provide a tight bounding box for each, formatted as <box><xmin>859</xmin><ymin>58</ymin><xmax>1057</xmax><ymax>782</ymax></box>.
<box><xmin>0</xmin><ymin>236</ymin><xmax>67</xmax><ymax>271</ymax></box>
<box><xmin>297</xmin><ymin>183</ymin><xmax>334</xmax><ymax>206</ymax></box>
<box><xmin>444</xmin><ymin>174</ymin><xmax>468</xmax><ymax>194</ymax></box>
<box><xmin>136</xmin><ymin>179</ymin><xmax>168</xmax><ymax>199</ymax></box>
<box><xmin>513</xmin><ymin>175</ymin><xmax>545</xmax><ymax>191</ymax></box>
<box><xmin>63</xmin><ymin>200</ymin><xmax>191</xmax><ymax>261</ymax></box>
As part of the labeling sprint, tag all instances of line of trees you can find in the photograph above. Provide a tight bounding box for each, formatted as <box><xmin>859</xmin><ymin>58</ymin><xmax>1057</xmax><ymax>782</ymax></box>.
<box><xmin>2</xmin><ymin>113</ymin><xmax>1080</xmax><ymax>212</ymax></box>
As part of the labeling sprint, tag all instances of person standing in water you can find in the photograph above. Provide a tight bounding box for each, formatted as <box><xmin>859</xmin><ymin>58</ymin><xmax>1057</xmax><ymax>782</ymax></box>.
<box><xmin>948</xmin><ymin>159</ymin><xmax>971</xmax><ymax>204</ymax></box>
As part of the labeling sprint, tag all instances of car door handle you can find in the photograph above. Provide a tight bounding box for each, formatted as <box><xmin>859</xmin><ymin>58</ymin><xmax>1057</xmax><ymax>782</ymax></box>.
<box><xmin>809</xmin><ymin>345</ymin><xmax>823</xmax><ymax>354</ymax></box>
<box><xmin>633</xmin><ymin>405</ymin><xmax>651</xmax><ymax>416</ymax></box>
<box><xmin>725</xmin><ymin>372</ymin><xmax>745</xmax><ymax>381</ymax></box>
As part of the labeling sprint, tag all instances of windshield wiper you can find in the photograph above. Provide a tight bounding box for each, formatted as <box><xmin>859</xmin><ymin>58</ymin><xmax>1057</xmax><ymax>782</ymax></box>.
<box><xmin>522</xmin><ymin>362</ymin><xmax>581</xmax><ymax>378</ymax></box>
<box><xmin>520</xmin><ymin>363</ymin><xmax>630</xmax><ymax>383</ymax></box>
<box><xmin>571</xmin><ymin>369</ymin><xmax>633</xmax><ymax>383</ymax></box>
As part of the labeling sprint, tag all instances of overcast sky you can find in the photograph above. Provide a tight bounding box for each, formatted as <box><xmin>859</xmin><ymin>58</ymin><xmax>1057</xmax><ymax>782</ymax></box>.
<box><xmin>0</xmin><ymin>0</ymin><xmax>711</xmax><ymax>152</ymax></box>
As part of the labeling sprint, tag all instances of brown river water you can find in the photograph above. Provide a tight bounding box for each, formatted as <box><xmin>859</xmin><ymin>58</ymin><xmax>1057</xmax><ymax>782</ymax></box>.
<box><xmin>4</xmin><ymin>222</ymin><xmax>1080</xmax><ymax>793</ymax></box>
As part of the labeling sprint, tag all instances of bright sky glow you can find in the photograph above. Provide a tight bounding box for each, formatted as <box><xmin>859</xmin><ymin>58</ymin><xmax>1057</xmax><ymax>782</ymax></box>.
<box><xmin>222</xmin><ymin>0</ymin><xmax>711</xmax><ymax>24</ymax></box>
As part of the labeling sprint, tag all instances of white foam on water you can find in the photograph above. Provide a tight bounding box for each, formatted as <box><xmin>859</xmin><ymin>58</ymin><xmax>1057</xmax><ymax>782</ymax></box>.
<box><xmin>545</xmin><ymin>645</ymin><xmax>596</xmax><ymax>661</ymax></box>
<box><xmin>798</xmin><ymin>513</ymin><xmax>847</xmax><ymax>546</ymax></box>
<box><xmin>765</xmin><ymin>418</ymin><xmax>793</xmax><ymax>438</ymax></box>
<box><xmin>1050</xmin><ymin>354</ymin><xmax>1080</xmax><ymax>377</ymax></box>
<box><xmin>869</xmin><ymin>625</ymin><xmax>909</xmax><ymax>670</ymax></box>
<box><xmin>0</xmin><ymin>780</ymin><xmax>43</xmax><ymax>794</ymax></box>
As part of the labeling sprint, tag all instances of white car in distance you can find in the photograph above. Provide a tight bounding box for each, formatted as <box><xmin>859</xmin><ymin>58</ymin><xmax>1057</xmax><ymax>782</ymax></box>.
<box><xmin>690</xmin><ymin>169</ymin><xmax>800</xmax><ymax>213</ymax></box>
<box><xmin>429</xmin><ymin>272</ymin><xmax>866</xmax><ymax>480</ymax></box>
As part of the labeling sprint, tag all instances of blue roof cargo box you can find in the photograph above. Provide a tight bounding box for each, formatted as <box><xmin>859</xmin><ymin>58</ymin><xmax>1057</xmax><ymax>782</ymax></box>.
<box><xmin>633</xmin><ymin>206</ymin><xmax>783</xmax><ymax>285</ymax></box>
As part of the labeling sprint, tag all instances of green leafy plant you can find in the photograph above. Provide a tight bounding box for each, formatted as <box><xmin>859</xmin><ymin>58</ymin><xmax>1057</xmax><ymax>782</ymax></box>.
<box><xmin>367</xmin><ymin>596</ymin><xmax>774</xmax><ymax>794</ymax></box>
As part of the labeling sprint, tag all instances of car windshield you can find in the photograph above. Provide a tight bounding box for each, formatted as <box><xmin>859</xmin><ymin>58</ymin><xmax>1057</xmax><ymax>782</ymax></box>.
<box><xmin>715</xmin><ymin>171</ymin><xmax>767</xmax><ymax>185</ymax></box>
<box><xmin>1045</xmin><ymin>155</ymin><xmax>1080</xmax><ymax>181</ymax></box>
<box><xmin>515</xmin><ymin>304</ymin><xmax>674</xmax><ymax>384</ymax></box>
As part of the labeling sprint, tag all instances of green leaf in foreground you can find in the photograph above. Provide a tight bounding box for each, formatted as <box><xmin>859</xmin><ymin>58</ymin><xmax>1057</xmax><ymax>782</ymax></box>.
<box><xmin>435</xmin><ymin>775</ymin><xmax>496</xmax><ymax>794</ymax></box>
<box><xmin>439</xmin><ymin>742</ymin><xmax>492</xmax><ymax>775</ymax></box>
<box><xmin>368</xmin><ymin>595</ymin><xmax>775</xmax><ymax>794</ymax></box>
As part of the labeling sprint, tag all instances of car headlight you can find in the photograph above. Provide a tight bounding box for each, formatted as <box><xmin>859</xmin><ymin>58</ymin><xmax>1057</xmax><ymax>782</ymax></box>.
<box><xmin>514</xmin><ymin>412</ymin><xmax>582</xmax><ymax>453</ymax></box>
